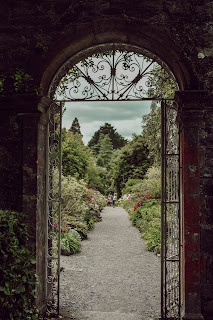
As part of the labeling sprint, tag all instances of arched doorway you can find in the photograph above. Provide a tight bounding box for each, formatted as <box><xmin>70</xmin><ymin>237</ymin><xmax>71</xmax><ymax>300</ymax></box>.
<box><xmin>44</xmin><ymin>44</ymin><xmax>181</xmax><ymax>319</ymax></box>
<box><xmin>36</xmin><ymin>18</ymin><xmax>204</xmax><ymax>320</ymax></box>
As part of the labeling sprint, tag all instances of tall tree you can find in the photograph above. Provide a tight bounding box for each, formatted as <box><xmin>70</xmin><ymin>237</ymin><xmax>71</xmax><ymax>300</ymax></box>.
<box><xmin>88</xmin><ymin>123</ymin><xmax>127</xmax><ymax>155</ymax></box>
<box><xmin>99</xmin><ymin>135</ymin><xmax>113</xmax><ymax>168</ymax></box>
<box><xmin>69</xmin><ymin>117</ymin><xmax>82</xmax><ymax>136</ymax></box>
<box><xmin>146</xmin><ymin>66</ymin><xmax>178</xmax><ymax>99</ymax></box>
<box><xmin>62</xmin><ymin>130</ymin><xmax>88</xmax><ymax>179</ymax></box>
<box><xmin>112</xmin><ymin>135</ymin><xmax>151</xmax><ymax>196</ymax></box>
<box><xmin>141</xmin><ymin>64</ymin><xmax>177</xmax><ymax>164</ymax></box>
<box><xmin>141</xmin><ymin>101</ymin><xmax>161</xmax><ymax>165</ymax></box>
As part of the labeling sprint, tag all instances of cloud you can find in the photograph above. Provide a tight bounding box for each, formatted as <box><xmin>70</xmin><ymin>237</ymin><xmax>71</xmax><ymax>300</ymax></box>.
<box><xmin>62</xmin><ymin>100</ymin><xmax>152</xmax><ymax>144</ymax></box>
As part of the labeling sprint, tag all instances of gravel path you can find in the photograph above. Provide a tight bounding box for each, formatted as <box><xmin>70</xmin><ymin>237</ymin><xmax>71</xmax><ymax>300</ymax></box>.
<box><xmin>60</xmin><ymin>206</ymin><xmax>161</xmax><ymax>320</ymax></box>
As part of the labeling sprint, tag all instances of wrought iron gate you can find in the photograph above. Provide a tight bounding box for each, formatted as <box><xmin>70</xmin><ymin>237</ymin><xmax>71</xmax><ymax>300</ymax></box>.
<box><xmin>46</xmin><ymin>102</ymin><xmax>63</xmax><ymax>315</ymax></box>
<box><xmin>45</xmin><ymin>48</ymin><xmax>181</xmax><ymax>317</ymax></box>
<box><xmin>161</xmin><ymin>100</ymin><xmax>180</xmax><ymax>319</ymax></box>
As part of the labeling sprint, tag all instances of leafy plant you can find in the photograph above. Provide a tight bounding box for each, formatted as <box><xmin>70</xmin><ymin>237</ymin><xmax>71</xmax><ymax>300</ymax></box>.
<box><xmin>0</xmin><ymin>69</ymin><xmax>42</xmax><ymax>95</ymax></box>
<box><xmin>62</xmin><ymin>216</ymin><xmax>89</xmax><ymax>239</ymax></box>
<box><xmin>0</xmin><ymin>210</ymin><xmax>39</xmax><ymax>320</ymax></box>
<box><xmin>10</xmin><ymin>69</ymin><xmax>34</xmax><ymax>93</ymax></box>
<box><xmin>61</xmin><ymin>230</ymin><xmax>81</xmax><ymax>255</ymax></box>
<box><xmin>122</xmin><ymin>166</ymin><xmax>161</xmax><ymax>199</ymax></box>
<box><xmin>130</xmin><ymin>199</ymin><xmax>161</xmax><ymax>253</ymax></box>
<box><xmin>84</xmin><ymin>210</ymin><xmax>99</xmax><ymax>230</ymax></box>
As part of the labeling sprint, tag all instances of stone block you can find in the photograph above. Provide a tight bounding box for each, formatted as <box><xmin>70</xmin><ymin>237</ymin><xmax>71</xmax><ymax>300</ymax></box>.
<box><xmin>201</xmin><ymin>228</ymin><xmax>213</xmax><ymax>255</ymax></box>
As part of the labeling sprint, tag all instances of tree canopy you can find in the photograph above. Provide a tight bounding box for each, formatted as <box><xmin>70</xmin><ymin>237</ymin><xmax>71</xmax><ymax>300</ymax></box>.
<box><xmin>111</xmin><ymin>135</ymin><xmax>152</xmax><ymax>196</ymax></box>
<box><xmin>69</xmin><ymin>117</ymin><xmax>82</xmax><ymax>136</ymax></box>
<box><xmin>88</xmin><ymin>123</ymin><xmax>127</xmax><ymax>155</ymax></box>
<box><xmin>61</xmin><ymin>129</ymin><xmax>111</xmax><ymax>194</ymax></box>
<box><xmin>141</xmin><ymin>101</ymin><xmax>161</xmax><ymax>165</ymax></box>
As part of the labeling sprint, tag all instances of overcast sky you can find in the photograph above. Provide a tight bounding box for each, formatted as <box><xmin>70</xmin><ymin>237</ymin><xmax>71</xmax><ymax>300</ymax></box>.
<box><xmin>62</xmin><ymin>100</ymin><xmax>152</xmax><ymax>145</ymax></box>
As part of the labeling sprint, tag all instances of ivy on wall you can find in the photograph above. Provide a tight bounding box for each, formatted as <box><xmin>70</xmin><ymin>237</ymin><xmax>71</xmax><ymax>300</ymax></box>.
<box><xmin>0</xmin><ymin>69</ymin><xmax>42</xmax><ymax>95</ymax></box>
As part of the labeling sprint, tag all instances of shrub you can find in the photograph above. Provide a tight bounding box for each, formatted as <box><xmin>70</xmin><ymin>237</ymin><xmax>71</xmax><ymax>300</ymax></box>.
<box><xmin>122</xmin><ymin>179</ymin><xmax>142</xmax><ymax>194</ymax></box>
<box><xmin>84</xmin><ymin>210</ymin><xmax>99</xmax><ymax>230</ymax></box>
<box><xmin>0</xmin><ymin>210</ymin><xmax>39</xmax><ymax>320</ymax></box>
<box><xmin>61</xmin><ymin>230</ymin><xmax>81</xmax><ymax>255</ymax></box>
<box><xmin>121</xmin><ymin>166</ymin><xmax>161</xmax><ymax>199</ymax></box>
<box><xmin>129</xmin><ymin>199</ymin><xmax>161</xmax><ymax>254</ymax></box>
<box><xmin>62</xmin><ymin>216</ymin><xmax>89</xmax><ymax>239</ymax></box>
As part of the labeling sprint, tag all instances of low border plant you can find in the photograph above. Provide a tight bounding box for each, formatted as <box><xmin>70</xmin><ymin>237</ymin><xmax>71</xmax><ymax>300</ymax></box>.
<box><xmin>61</xmin><ymin>230</ymin><xmax>81</xmax><ymax>255</ymax></box>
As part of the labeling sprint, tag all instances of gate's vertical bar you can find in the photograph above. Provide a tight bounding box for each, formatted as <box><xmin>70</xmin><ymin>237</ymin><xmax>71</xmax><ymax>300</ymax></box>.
<box><xmin>57</xmin><ymin>102</ymin><xmax>63</xmax><ymax>315</ymax></box>
<box><xmin>178</xmin><ymin>106</ymin><xmax>181</xmax><ymax>319</ymax></box>
<box><xmin>45</xmin><ymin>106</ymin><xmax>50</xmax><ymax>304</ymax></box>
<box><xmin>161</xmin><ymin>99</ymin><xmax>166</xmax><ymax>319</ymax></box>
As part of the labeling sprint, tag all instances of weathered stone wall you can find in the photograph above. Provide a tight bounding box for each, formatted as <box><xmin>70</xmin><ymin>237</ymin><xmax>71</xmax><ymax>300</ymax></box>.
<box><xmin>199</xmin><ymin>99</ymin><xmax>213</xmax><ymax>320</ymax></box>
<box><xmin>0</xmin><ymin>1</ymin><xmax>213</xmax><ymax>93</ymax></box>
<box><xmin>0</xmin><ymin>1</ymin><xmax>213</xmax><ymax>319</ymax></box>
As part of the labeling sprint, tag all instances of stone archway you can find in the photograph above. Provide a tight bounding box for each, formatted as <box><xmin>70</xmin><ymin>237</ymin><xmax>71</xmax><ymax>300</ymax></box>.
<box><xmin>39</xmin><ymin>18</ymin><xmax>193</xmax><ymax>96</ymax></box>
<box><xmin>34</xmin><ymin>21</ymin><xmax>204</xmax><ymax>320</ymax></box>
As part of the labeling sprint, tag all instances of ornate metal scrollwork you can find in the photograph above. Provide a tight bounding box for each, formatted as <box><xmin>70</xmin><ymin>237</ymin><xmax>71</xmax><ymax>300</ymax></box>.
<box><xmin>161</xmin><ymin>100</ymin><xmax>180</xmax><ymax>319</ymax></box>
<box><xmin>46</xmin><ymin>102</ymin><xmax>62</xmax><ymax>316</ymax></box>
<box><xmin>50</xmin><ymin>44</ymin><xmax>176</xmax><ymax>101</ymax></box>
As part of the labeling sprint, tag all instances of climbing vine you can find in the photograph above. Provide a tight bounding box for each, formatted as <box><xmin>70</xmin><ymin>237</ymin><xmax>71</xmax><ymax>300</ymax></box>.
<box><xmin>0</xmin><ymin>69</ymin><xmax>42</xmax><ymax>95</ymax></box>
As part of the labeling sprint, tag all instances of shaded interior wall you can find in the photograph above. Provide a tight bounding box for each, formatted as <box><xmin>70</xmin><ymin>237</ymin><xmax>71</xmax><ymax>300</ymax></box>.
<box><xmin>0</xmin><ymin>108</ymin><xmax>23</xmax><ymax>211</ymax></box>
<box><xmin>0</xmin><ymin>95</ymin><xmax>48</xmax><ymax>313</ymax></box>
<box><xmin>199</xmin><ymin>99</ymin><xmax>213</xmax><ymax>320</ymax></box>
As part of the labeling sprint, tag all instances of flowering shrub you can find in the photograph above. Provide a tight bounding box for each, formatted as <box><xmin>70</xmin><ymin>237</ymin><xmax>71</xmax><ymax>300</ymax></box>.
<box><xmin>133</xmin><ymin>195</ymin><xmax>152</xmax><ymax>211</ymax></box>
<box><xmin>130</xmin><ymin>199</ymin><xmax>161</xmax><ymax>254</ymax></box>
<box><xmin>59</xmin><ymin>174</ymin><xmax>106</xmax><ymax>254</ymax></box>
<box><xmin>119</xmin><ymin>194</ymin><xmax>161</xmax><ymax>254</ymax></box>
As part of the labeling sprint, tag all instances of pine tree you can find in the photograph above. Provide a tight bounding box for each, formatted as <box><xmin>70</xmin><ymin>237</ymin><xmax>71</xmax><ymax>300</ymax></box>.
<box><xmin>69</xmin><ymin>117</ymin><xmax>82</xmax><ymax>136</ymax></box>
<box><xmin>99</xmin><ymin>135</ymin><xmax>113</xmax><ymax>168</ymax></box>
<box><xmin>88</xmin><ymin>123</ymin><xmax>127</xmax><ymax>155</ymax></box>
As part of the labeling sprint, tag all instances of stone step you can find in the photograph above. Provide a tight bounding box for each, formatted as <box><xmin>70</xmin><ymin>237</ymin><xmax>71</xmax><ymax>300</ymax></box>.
<box><xmin>76</xmin><ymin>310</ymin><xmax>157</xmax><ymax>320</ymax></box>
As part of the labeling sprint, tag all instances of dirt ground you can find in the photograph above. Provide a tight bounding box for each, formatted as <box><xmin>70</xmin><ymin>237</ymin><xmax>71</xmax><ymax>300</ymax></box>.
<box><xmin>60</xmin><ymin>206</ymin><xmax>161</xmax><ymax>320</ymax></box>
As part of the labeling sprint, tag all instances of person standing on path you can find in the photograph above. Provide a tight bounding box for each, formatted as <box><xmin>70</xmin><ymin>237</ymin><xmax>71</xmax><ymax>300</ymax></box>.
<box><xmin>112</xmin><ymin>193</ymin><xmax>117</xmax><ymax>207</ymax></box>
<box><xmin>107</xmin><ymin>194</ymin><xmax>113</xmax><ymax>206</ymax></box>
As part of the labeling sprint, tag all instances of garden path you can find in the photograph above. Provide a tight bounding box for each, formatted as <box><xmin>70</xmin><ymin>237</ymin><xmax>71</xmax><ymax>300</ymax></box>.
<box><xmin>60</xmin><ymin>206</ymin><xmax>160</xmax><ymax>320</ymax></box>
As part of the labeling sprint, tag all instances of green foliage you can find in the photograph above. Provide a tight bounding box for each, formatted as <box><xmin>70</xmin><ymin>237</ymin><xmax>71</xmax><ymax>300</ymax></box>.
<box><xmin>62</xmin><ymin>216</ymin><xmax>89</xmax><ymax>239</ymax></box>
<box><xmin>84</xmin><ymin>210</ymin><xmax>99</xmax><ymax>230</ymax></box>
<box><xmin>0</xmin><ymin>76</ymin><xmax>5</xmax><ymax>93</ymax></box>
<box><xmin>69</xmin><ymin>117</ymin><xmax>82</xmax><ymax>136</ymax></box>
<box><xmin>141</xmin><ymin>101</ymin><xmax>161</xmax><ymax>165</ymax></box>
<box><xmin>96</xmin><ymin>155</ymin><xmax>104</xmax><ymax>167</ymax></box>
<box><xmin>122</xmin><ymin>179</ymin><xmax>143</xmax><ymax>195</ymax></box>
<box><xmin>86</xmin><ymin>158</ymin><xmax>110</xmax><ymax>195</ymax></box>
<box><xmin>11</xmin><ymin>69</ymin><xmax>34</xmax><ymax>93</ymax></box>
<box><xmin>129</xmin><ymin>199</ymin><xmax>161</xmax><ymax>254</ymax></box>
<box><xmin>62</xmin><ymin>130</ymin><xmax>89</xmax><ymax>179</ymax></box>
<box><xmin>61</xmin><ymin>230</ymin><xmax>81</xmax><ymax>255</ymax></box>
<box><xmin>123</xmin><ymin>166</ymin><xmax>161</xmax><ymax>199</ymax></box>
<box><xmin>0</xmin><ymin>69</ymin><xmax>42</xmax><ymax>95</ymax></box>
<box><xmin>62</xmin><ymin>129</ymin><xmax>109</xmax><ymax>193</ymax></box>
<box><xmin>88</xmin><ymin>123</ymin><xmax>127</xmax><ymax>156</ymax></box>
<box><xmin>98</xmin><ymin>134</ymin><xmax>113</xmax><ymax>168</ymax></box>
<box><xmin>112</xmin><ymin>135</ymin><xmax>152</xmax><ymax>196</ymax></box>
<box><xmin>60</xmin><ymin>174</ymin><xmax>106</xmax><ymax>255</ymax></box>
<box><xmin>147</xmin><ymin>66</ymin><xmax>178</xmax><ymax>100</ymax></box>
<box><xmin>0</xmin><ymin>210</ymin><xmax>39</xmax><ymax>320</ymax></box>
